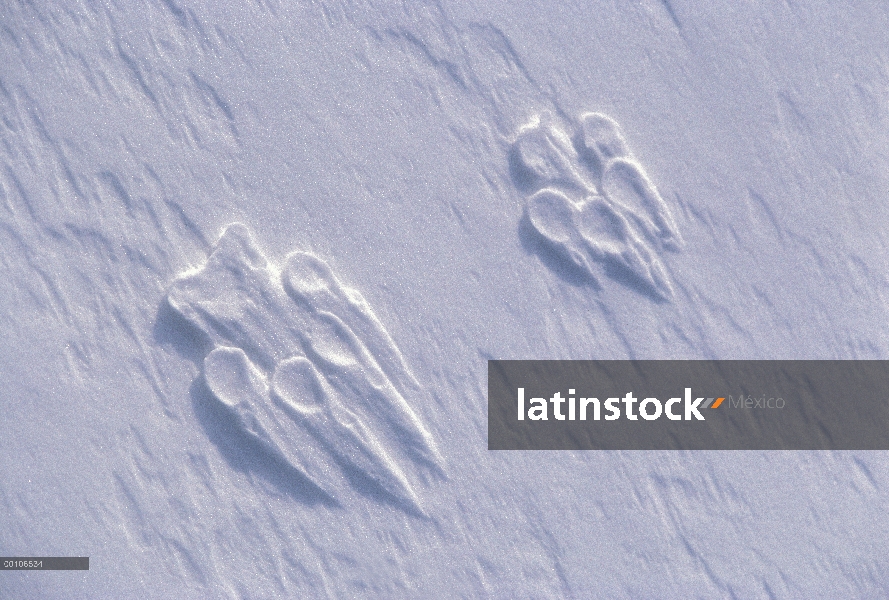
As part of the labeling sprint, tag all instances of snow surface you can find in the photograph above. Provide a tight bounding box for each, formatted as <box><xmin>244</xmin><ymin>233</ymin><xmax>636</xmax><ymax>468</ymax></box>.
<box><xmin>2</xmin><ymin>0</ymin><xmax>889</xmax><ymax>597</ymax></box>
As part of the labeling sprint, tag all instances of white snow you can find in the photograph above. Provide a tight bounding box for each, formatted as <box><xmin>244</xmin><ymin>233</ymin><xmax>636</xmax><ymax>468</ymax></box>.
<box><xmin>2</xmin><ymin>0</ymin><xmax>889</xmax><ymax>597</ymax></box>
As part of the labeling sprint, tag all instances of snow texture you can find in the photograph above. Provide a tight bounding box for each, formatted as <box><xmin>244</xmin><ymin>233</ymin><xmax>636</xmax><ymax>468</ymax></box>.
<box><xmin>2</xmin><ymin>0</ymin><xmax>889</xmax><ymax>598</ymax></box>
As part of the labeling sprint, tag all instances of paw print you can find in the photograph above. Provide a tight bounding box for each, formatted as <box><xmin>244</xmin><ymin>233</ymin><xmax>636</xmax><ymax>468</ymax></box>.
<box><xmin>512</xmin><ymin>112</ymin><xmax>681</xmax><ymax>299</ymax></box>
<box><xmin>167</xmin><ymin>224</ymin><xmax>441</xmax><ymax>513</ymax></box>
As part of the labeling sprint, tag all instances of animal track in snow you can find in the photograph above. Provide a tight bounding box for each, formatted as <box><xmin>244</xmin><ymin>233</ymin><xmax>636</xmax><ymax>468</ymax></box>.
<box><xmin>167</xmin><ymin>224</ymin><xmax>441</xmax><ymax>513</ymax></box>
<box><xmin>512</xmin><ymin>112</ymin><xmax>681</xmax><ymax>299</ymax></box>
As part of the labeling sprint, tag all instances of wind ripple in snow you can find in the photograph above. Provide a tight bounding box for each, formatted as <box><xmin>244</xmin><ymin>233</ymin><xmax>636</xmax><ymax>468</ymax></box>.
<box><xmin>167</xmin><ymin>223</ymin><xmax>442</xmax><ymax>514</ymax></box>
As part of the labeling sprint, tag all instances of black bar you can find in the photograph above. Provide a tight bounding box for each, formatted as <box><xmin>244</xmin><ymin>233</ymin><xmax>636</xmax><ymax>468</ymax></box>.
<box><xmin>1</xmin><ymin>558</ymin><xmax>89</xmax><ymax>570</ymax></box>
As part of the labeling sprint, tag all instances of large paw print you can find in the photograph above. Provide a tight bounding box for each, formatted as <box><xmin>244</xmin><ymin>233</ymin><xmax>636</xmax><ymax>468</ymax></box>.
<box><xmin>511</xmin><ymin>112</ymin><xmax>682</xmax><ymax>299</ymax></box>
<box><xmin>167</xmin><ymin>224</ymin><xmax>442</xmax><ymax>513</ymax></box>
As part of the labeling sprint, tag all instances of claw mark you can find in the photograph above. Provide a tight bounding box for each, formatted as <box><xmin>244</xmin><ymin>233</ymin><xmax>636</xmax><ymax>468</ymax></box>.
<box><xmin>272</xmin><ymin>357</ymin><xmax>422</xmax><ymax>513</ymax></box>
<box><xmin>601</xmin><ymin>158</ymin><xmax>682</xmax><ymax>251</ymax></box>
<box><xmin>204</xmin><ymin>346</ymin><xmax>337</xmax><ymax>498</ymax></box>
